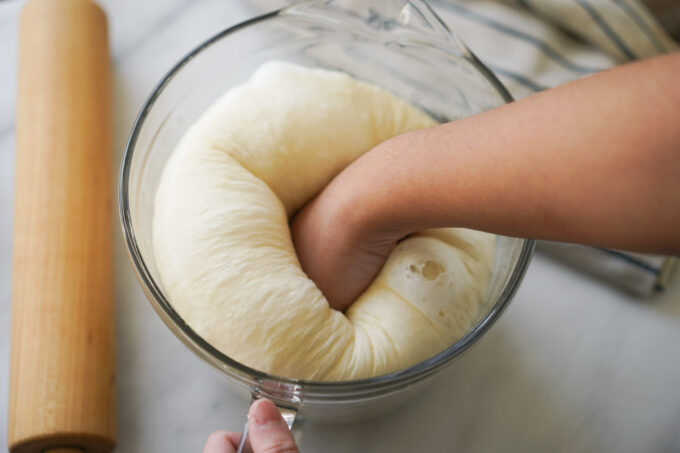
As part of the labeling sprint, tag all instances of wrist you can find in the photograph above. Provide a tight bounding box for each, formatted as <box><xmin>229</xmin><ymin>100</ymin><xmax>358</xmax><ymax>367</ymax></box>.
<box><xmin>332</xmin><ymin>136</ymin><xmax>424</xmax><ymax>244</ymax></box>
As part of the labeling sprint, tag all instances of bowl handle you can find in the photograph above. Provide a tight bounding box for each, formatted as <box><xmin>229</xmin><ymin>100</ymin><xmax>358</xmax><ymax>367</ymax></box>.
<box><xmin>236</xmin><ymin>394</ymin><xmax>299</xmax><ymax>453</ymax></box>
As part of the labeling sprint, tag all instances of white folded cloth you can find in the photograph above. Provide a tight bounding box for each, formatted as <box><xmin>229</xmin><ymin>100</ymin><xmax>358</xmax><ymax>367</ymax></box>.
<box><xmin>431</xmin><ymin>0</ymin><xmax>677</xmax><ymax>98</ymax></box>
<box><xmin>538</xmin><ymin>242</ymin><xmax>677</xmax><ymax>295</ymax></box>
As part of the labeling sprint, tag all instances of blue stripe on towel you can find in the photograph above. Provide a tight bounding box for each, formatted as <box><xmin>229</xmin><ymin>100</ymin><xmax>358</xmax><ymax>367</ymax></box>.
<box><xmin>597</xmin><ymin>248</ymin><xmax>661</xmax><ymax>275</ymax></box>
<box><xmin>436</xmin><ymin>1</ymin><xmax>605</xmax><ymax>74</ymax></box>
<box><xmin>516</xmin><ymin>0</ymin><xmax>533</xmax><ymax>10</ymax></box>
<box><xmin>571</xmin><ymin>0</ymin><xmax>637</xmax><ymax>59</ymax></box>
<box><xmin>609</xmin><ymin>0</ymin><xmax>668</xmax><ymax>53</ymax></box>
<box><xmin>486</xmin><ymin>64</ymin><xmax>547</xmax><ymax>92</ymax></box>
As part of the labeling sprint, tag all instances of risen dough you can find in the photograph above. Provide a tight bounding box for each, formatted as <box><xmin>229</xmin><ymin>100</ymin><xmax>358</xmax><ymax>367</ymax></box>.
<box><xmin>153</xmin><ymin>61</ymin><xmax>495</xmax><ymax>381</ymax></box>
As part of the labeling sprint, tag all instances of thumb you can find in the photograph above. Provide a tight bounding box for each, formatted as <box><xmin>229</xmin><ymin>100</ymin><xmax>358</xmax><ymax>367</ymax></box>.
<box><xmin>248</xmin><ymin>399</ymin><xmax>299</xmax><ymax>453</ymax></box>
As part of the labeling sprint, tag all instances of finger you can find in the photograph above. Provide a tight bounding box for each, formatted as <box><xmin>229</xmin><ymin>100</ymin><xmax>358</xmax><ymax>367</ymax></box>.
<box><xmin>248</xmin><ymin>399</ymin><xmax>299</xmax><ymax>453</ymax></box>
<box><xmin>203</xmin><ymin>430</ymin><xmax>241</xmax><ymax>453</ymax></box>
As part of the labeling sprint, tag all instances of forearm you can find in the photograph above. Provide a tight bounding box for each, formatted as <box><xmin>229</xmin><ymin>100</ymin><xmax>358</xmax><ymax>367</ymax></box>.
<box><xmin>339</xmin><ymin>52</ymin><xmax>680</xmax><ymax>254</ymax></box>
<box><xmin>292</xmin><ymin>52</ymin><xmax>680</xmax><ymax>310</ymax></box>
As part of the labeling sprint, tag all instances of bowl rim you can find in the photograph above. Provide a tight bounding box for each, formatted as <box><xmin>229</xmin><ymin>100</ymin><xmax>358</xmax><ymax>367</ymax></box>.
<box><xmin>119</xmin><ymin>6</ymin><xmax>535</xmax><ymax>399</ymax></box>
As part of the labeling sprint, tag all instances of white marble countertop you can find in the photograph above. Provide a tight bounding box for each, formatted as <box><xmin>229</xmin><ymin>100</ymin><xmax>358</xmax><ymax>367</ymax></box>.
<box><xmin>1</xmin><ymin>1</ymin><xmax>680</xmax><ymax>452</ymax></box>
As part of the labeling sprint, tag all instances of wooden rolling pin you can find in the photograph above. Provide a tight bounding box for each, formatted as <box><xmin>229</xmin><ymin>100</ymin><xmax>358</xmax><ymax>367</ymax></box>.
<box><xmin>9</xmin><ymin>0</ymin><xmax>115</xmax><ymax>452</ymax></box>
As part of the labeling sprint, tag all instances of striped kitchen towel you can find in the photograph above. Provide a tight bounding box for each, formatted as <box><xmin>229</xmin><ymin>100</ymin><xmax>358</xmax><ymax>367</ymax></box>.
<box><xmin>431</xmin><ymin>0</ymin><xmax>677</xmax><ymax>97</ymax></box>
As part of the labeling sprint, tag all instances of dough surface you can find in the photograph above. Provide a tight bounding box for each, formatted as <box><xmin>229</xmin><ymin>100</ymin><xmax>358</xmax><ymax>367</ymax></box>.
<box><xmin>153</xmin><ymin>61</ymin><xmax>495</xmax><ymax>381</ymax></box>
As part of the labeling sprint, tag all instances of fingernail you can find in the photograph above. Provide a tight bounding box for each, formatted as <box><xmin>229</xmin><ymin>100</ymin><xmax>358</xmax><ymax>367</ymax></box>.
<box><xmin>250</xmin><ymin>399</ymin><xmax>282</xmax><ymax>426</ymax></box>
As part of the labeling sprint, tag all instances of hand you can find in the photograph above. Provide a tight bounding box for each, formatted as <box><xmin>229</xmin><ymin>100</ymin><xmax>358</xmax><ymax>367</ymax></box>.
<box><xmin>291</xmin><ymin>146</ymin><xmax>403</xmax><ymax>312</ymax></box>
<box><xmin>202</xmin><ymin>399</ymin><xmax>299</xmax><ymax>453</ymax></box>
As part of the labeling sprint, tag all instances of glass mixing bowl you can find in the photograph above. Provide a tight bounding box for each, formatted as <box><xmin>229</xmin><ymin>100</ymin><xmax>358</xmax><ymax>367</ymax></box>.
<box><xmin>119</xmin><ymin>0</ymin><xmax>534</xmax><ymax>439</ymax></box>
